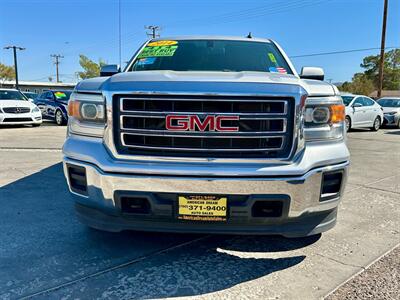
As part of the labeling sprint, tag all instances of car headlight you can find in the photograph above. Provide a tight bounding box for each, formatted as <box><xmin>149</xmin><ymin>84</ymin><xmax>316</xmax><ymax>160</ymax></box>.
<box><xmin>67</xmin><ymin>92</ymin><xmax>105</xmax><ymax>137</ymax></box>
<box><xmin>384</xmin><ymin>112</ymin><xmax>397</xmax><ymax>116</ymax></box>
<box><xmin>304</xmin><ymin>96</ymin><xmax>345</xmax><ymax>141</ymax></box>
<box><xmin>32</xmin><ymin>107</ymin><xmax>40</xmax><ymax>113</ymax></box>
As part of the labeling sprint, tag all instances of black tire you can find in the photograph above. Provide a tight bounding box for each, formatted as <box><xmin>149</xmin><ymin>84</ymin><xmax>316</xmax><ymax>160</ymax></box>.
<box><xmin>371</xmin><ymin>116</ymin><xmax>381</xmax><ymax>131</ymax></box>
<box><xmin>55</xmin><ymin>110</ymin><xmax>66</xmax><ymax>126</ymax></box>
<box><xmin>345</xmin><ymin>116</ymin><xmax>351</xmax><ymax>132</ymax></box>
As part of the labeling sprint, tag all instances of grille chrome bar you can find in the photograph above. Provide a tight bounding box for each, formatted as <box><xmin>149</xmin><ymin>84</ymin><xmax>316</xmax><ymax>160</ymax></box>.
<box><xmin>121</xmin><ymin>98</ymin><xmax>288</xmax><ymax>115</ymax></box>
<box><xmin>121</xmin><ymin>133</ymin><xmax>284</xmax><ymax>152</ymax></box>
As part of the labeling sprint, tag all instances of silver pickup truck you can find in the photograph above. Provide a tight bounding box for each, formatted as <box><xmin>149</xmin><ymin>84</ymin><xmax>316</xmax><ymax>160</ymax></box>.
<box><xmin>63</xmin><ymin>36</ymin><xmax>349</xmax><ymax>237</ymax></box>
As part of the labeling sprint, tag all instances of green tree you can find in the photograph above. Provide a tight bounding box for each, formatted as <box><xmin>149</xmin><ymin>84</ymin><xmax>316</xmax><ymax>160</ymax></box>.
<box><xmin>360</xmin><ymin>49</ymin><xmax>400</xmax><ymax>90</ymax></box>
<box><xmin>338</xmin><ymin>49</ymin><xmax>400</xmax><ymax>95</ymax></box>
<box><xmin>77</xmin><ymin>55</ymin><xmax>106</xmax><ymax>79</ymax></box>
<box><xmin>339</xmin><ymin>73</ymin><xmax>375</xmax><ymax>95</ymax></box>
<box><xmin>0</xmin><ymin>63</ymin><xmax>15</xmax><ymax>81</ymax></box>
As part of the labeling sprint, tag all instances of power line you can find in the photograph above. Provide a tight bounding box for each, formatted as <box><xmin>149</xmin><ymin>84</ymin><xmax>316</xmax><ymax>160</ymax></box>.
<box><xmin>289</xmin><ymin>46</ymin><xmax>398</xmax><ymax>58</ymax></box>
<box><xmin>50</xmin><ymin>54</ymin><xmax>64</xmax><ymax>83</ymax></box>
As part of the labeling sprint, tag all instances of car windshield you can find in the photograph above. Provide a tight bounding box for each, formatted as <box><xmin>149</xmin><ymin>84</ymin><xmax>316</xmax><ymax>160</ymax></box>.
<box><xmin>0</xmin><ymin>90</ymin><xmax>28</xmax><ymax>101</ymax></box>
<box><xmin>54</xmin><ymin>91</ymin><xmax>72</xmax><ymax>100</ymax></box>
<box><xmin>129</xmin><ymin>39</ymin><xmax>293</xmax><ymax>74</ymax></box>
<box><xmin>342</xmin><ymin>96</ymin><xmax>355</xmax><ymax>106</ymax></box>
<box><xmin>378</xmin><ymin>98</ymin><xmax>400</xmax><ymax>107</ymax></box>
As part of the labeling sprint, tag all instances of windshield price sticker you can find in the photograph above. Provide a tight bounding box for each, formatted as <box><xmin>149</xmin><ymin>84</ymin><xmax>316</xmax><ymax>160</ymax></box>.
<box><xmin>54</xmin><ymin>91</ymin><xmax>67</xmax><ymax>99</ymax></box>
<box><xmin>178</xmin><ymin>195</ymin><xmax>227</xmax><ymax>222</ymax></box>
<box><xmin>268</xmin><ymin>52</ymin><xmax>277</xmax><ymax>64</ymax></box>
<box><xmin>138</xmin><ymin>45</ymin><xmax>178</xmax><ymax>58</ymax></box>
<box><xmin>147</xmin><ymin>40</ymin><xmax>178</xmax><ymax>47</ymax></box>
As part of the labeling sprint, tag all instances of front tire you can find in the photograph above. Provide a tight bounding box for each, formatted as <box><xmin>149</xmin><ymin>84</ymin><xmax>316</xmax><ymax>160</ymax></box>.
<box><xmin>55</xmin><ymin>110</ymin><xmax>66</xmax><ymax>126</ymax></box>
<box><xmin>371</xmin><ymin>116</ymin><xmax>381</xmax><ymax>131</ymax></box>
<box><xmin>345</xmin><ymin>116</ymin><xmax>351</xmax><ymax>132</ymax></box>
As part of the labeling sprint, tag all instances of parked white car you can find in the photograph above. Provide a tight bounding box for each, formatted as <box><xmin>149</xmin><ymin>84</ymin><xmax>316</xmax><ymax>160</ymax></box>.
<box><xmin>341</xmin><ymin>94</ymin><xmax>383</xmax><ymax>132</ymax></box>
<box><xmin>0</xmin><ymin>88</ymin><xmax>42</xmax><ymax>126</ymax></box>
<box><xmin>377</xmin><ymin>97</ymin><xmax>400</xmax><ymax>128</ymax></box>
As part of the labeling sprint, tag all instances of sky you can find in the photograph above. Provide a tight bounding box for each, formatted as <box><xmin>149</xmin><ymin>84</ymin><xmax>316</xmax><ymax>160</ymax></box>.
<box><xmin>0</xmin><ymin>0</ymin><xmax>399</xmax><ymax>83</ymax></box>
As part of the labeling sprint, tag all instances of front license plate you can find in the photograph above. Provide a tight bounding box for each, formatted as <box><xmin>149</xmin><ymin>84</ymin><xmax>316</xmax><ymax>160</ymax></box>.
<box><xmin>178</xmin><ymin>195</ymin><xmax>227</xmax><ymax>221</ymax></box>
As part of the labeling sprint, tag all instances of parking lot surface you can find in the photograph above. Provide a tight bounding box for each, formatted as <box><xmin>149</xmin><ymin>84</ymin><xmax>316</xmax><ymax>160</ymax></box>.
<box><xmin>0</xmin><ymin>123</ymin><xmax>399</xmax><ymax>299</ymax></box>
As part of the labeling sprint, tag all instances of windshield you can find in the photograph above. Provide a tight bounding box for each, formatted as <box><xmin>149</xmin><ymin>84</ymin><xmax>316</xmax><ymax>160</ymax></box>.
<box><xmin>129</xmin><ymin>39</ymin><xmax>293</xmax><ymax>74</ymax></box>
<box><xmin>54</xmin><ymin>91</ymin><xmax>72</xmax><ymax>100</ymax></box>
<box><xmin>0</xmin><ymin>90</ymin><xmax>28</xmax><ymax>101</ymax></box>
<box><xmin>378</xmin><ymin>98</ymin><xmax>400</xmax><ymax>107</ymax></box>
<box><xmin>342</xmin><ymin>96</ymin><xmax>354</xmax><ymax>106</ymax></box>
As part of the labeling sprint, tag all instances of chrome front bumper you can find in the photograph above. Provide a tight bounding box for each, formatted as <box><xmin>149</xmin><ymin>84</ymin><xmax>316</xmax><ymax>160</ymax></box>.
<box><xmin>62</xmin><ymin>135</ymin><xmax>349</xmax><ymax>236</ymax></box>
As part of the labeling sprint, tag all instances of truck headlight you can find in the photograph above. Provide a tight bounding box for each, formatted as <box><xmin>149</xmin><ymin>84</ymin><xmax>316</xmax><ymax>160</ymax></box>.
<box><xmin>68</xmin><ymin>92</ymin><xmax>105</xmax><ymax>137</ymax></box>
<box><xmin>304</xmin><ymin>96</ymin><xmax>345</xmax><ymax>141</ymax></box>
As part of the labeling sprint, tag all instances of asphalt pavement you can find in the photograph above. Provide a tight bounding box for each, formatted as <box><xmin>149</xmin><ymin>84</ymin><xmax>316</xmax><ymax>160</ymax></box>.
<box><xmin>0</xmin><ymin>122</ymin><xmax>399</xmax><ymax>299</ymax></box>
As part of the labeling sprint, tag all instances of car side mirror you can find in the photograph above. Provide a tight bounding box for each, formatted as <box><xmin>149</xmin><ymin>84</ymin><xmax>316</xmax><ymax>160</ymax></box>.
<box><xmin>352</xmin><ymin>103</ymin><xmax>362</xmax><ymax>108</ymax></box>
<box><xmin>100</xmin><ymin>64</ymin><xmax>121</xmax><ymax>77</ymax></box>
<box><xmin>300</xmin><ymin>67</ymin><xmax>325</xmax><ymax>81</ymax></box>
<box><xmin>28</xmin><ymin>98</ymin><xmax>34</xmax><ymax>102</ymax></box>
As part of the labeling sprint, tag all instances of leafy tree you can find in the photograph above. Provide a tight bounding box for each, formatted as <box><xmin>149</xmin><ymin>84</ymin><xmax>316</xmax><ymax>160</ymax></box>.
<box><xmin>338</xmin><ymin>49</ymin><xmax>400</xmax><ymax>94</ymax></box>
<box><xmin>340</xmin><ymin>73</ymin><xmax>375</xmax><ymax>95</ymax></box>
<box><xmin>0</xmin><ymin>63</ymin><xmax>15</xmax><ymax>81</ymax></box>
<box><xmin>77</xmin><ymin>55</ymin><xmax>106</xmax><ymax>79</ymax></box>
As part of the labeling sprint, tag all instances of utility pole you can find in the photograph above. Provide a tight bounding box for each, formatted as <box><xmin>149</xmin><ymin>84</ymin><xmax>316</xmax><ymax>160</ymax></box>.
<box><xmin>3</xmin><ymin>45</ymin><xmax>25</xmax><ymax>90</ymax></box>
<box><xmin>145</xmin><ymin>25</ymin><xmax>161</xmax><ymax>39</ymax></box>
<box><xmin>50</xmin><ymin>54</ymin><xmax>64</xmax><ymax>83</ymax></box>
<box><xmin>378</xmin><ymin>0</ymin><xmax>389</xmax><ymax>98</ymax></box>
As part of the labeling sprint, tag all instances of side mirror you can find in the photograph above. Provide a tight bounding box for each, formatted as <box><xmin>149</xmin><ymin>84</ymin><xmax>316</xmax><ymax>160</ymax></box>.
<box><xmin>352</xmin><ymin>103</ymin><xmax>362</xmax><ymax>108</ymax></box>
<box><xmin>100</xmin><ymin>64</ymin><xmax>120</xmax><ymax>77</ymax></box>
<box><xmin>28</xmin><ymin>98</ymin><xmax>34</xmax><ymax>102</ymax></box>
<box><xmin>300</xmin><ymin>67</ymin><xmax>325</xmax><ymax>81</ymax></box>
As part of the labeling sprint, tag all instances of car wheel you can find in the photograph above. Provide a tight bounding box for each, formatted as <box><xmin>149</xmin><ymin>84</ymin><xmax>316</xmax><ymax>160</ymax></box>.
<box><xmin>371</xmin><ymin>116</ymin><xmax>381</xmax><ymax>131</ymax></box>
<box><xmin>345</xmin><ymin>116</ymin><xmax>351</xmax><ymax>132</ymax></box>
<box><xmin>55</xmin><ymin>110</ymin><xmax>66</xmax><ymax>126</ymax></box>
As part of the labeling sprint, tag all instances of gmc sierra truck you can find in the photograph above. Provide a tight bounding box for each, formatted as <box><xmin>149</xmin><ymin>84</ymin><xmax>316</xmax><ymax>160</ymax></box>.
<box><xmin>63</xmin><ymin>36</ymin><xmax>349</xmax><ymax>237</ymax></box>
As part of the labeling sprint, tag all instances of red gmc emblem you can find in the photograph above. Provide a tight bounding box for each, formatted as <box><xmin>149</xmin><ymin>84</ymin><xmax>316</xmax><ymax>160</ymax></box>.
<box><xmin>166</xmin><ymin>115</ymin><xmax>239</xmax><ymax>132</ymax></box>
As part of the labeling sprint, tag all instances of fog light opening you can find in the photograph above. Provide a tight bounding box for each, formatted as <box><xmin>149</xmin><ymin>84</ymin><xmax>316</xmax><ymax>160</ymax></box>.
<box><xmin>320</xmin><ymin>171</ymin><xmax>343</xmax><ymax>201</ymax></box>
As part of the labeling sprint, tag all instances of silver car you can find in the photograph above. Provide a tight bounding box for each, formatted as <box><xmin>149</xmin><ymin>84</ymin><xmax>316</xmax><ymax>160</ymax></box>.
<box><xmin>378</xmin><ymin>97</ymin><xmax>400</xmax><ymax>128</ymax></box>
<box><xmin>342</xmin><ymin>94</ymin><xmax>384</xmax><ymax>131</ymax></box>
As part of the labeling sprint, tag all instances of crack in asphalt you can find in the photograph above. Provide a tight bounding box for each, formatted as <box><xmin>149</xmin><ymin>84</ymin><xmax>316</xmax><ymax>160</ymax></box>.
<box><xmin>19</xmin><ymin>235</ymin><xmax>210</xmax><ymax>299</ymax></box>
<box><xmin>315</xmin><ymin>253</ymin><xmax>366</xmax><ymax>271</ymax></box>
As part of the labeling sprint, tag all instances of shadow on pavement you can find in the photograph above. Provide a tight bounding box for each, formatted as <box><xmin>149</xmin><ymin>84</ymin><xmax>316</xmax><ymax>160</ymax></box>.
<box><xmin>384</xmin><ymin>129</ymin><xmax>400</xmax><ymax>135</ymax></box>
<box><xmin>0</xmin><ymin>162</ymin><xmax>316</xmax><ymax>299</ymax></box>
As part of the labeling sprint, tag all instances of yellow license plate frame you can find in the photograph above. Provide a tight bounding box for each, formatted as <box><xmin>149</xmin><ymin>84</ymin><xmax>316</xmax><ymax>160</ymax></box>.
<box><xmin>178</xmin><ymin>195</ymin><xmax>227</xmax><ymax>221</ymax></box>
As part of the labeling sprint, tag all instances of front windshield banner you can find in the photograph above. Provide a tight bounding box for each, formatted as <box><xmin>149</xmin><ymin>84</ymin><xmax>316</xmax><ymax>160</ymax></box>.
<box><xmin>138</xmin><ymin>41</ymin><xmax>179</xmax><ymax>58</ymax></box>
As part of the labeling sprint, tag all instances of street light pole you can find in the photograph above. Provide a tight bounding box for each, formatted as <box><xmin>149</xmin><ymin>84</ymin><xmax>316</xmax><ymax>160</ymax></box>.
<box><xmin>4</xmin><ymin>45</ymin><xmax>25</xmax><ymax>90</ymax></box>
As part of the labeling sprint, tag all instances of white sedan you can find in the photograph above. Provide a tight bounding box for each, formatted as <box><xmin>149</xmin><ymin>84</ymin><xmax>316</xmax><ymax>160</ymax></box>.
<box><xmin>341</xmin><ymin>94</ymin><xmax>383</xmax><ymax>132</ymax></box>
<box><xmin>0</xmin><ymin>88</ymin><xmax>42</xmax><ymax>126</ymax></box>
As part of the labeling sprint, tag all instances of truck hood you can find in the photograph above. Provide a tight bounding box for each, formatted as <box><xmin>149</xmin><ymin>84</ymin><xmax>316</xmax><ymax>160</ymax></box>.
<box><xmin>75</xmin><ymin>71</ymin><xmax>337</xmax><ymax>97</ymax></box>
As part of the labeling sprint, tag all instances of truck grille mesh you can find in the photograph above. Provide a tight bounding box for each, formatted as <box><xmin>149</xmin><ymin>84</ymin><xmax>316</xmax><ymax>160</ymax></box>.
<box><xmin>113</xmin><ymin>94</ymin><xmax>294</xmax><ymax>158</ymax></box>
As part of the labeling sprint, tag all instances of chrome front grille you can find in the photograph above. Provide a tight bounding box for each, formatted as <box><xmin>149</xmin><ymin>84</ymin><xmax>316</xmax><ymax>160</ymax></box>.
<box><xmin>114</xmin><ymin>94</ymin><xmax>294</xmax><ymax>158</ymax></box>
